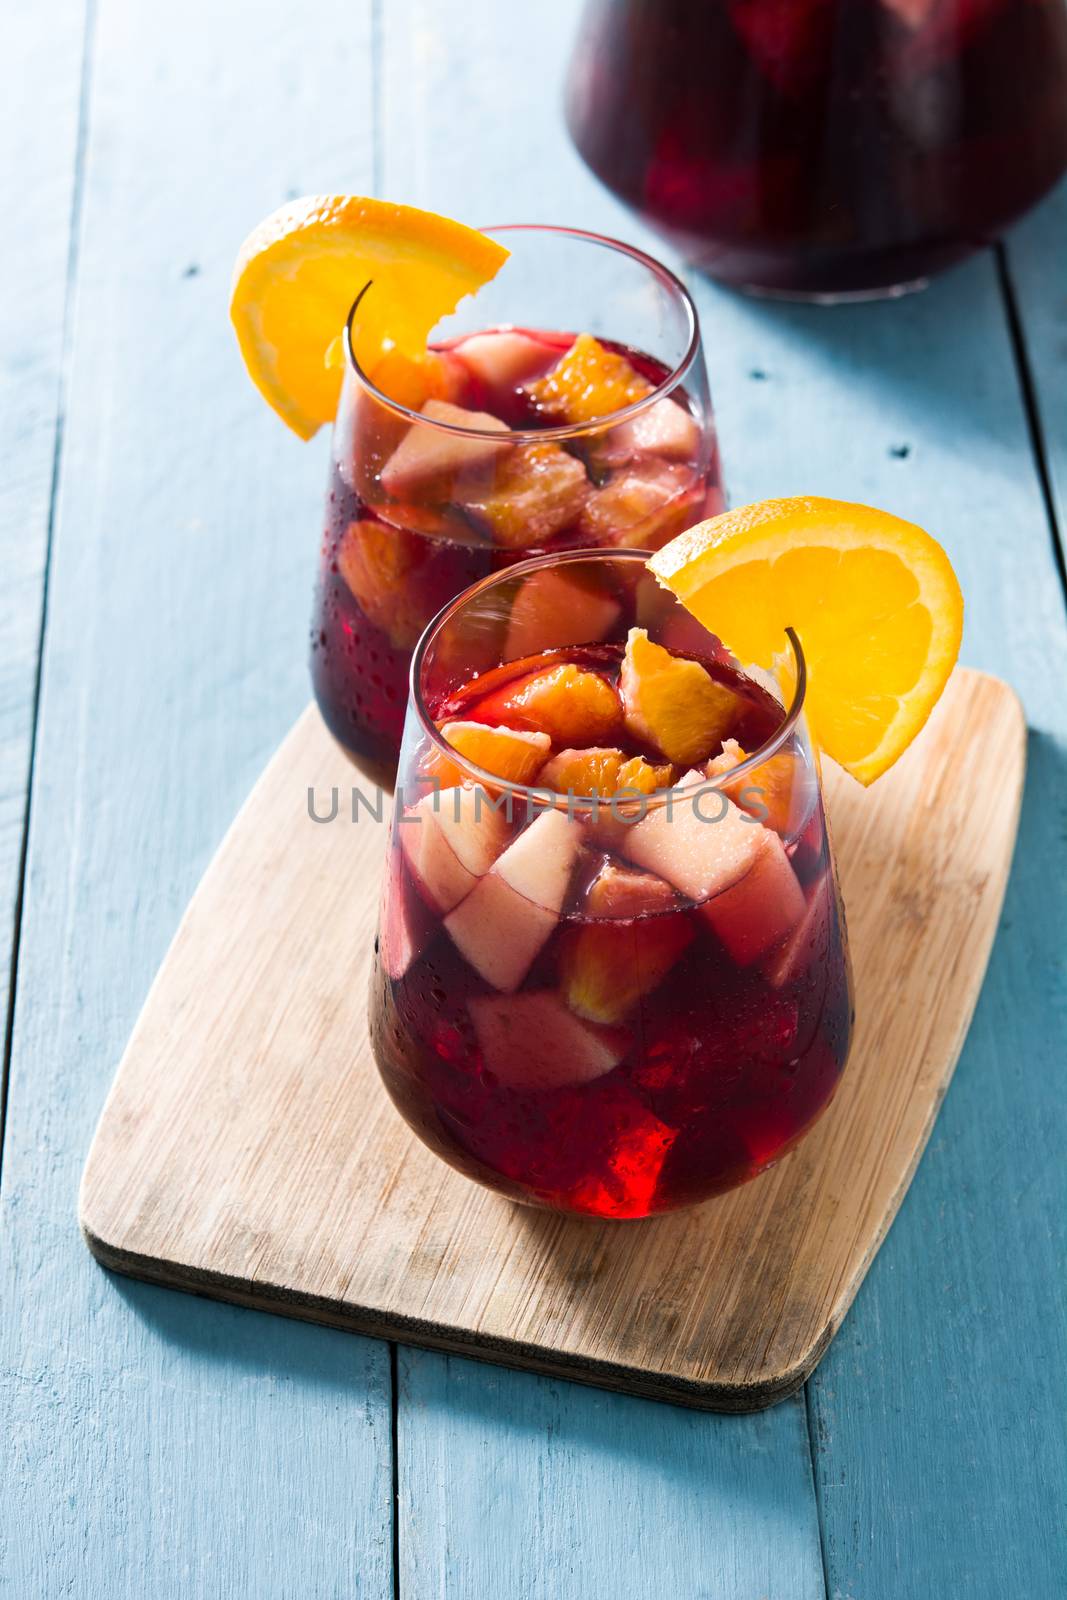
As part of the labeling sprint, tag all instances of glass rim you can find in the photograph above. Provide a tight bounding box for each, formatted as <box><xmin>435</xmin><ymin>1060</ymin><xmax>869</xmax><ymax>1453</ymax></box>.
<box><xmin>409</xmin><ymin>548</ymin><xmax>808</xmax><ymax>813</ymax></box>
<box><xmin>343</xmin><ymin>222</ymin><xmax>702</xmax><ymax>444</ymax></box>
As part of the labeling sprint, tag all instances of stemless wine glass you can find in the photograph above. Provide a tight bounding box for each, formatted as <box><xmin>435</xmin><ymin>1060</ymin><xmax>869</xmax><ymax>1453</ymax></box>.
<box><xmin>310</xmin><ymin>225</ymin><xmax>723</xmax><ymax>789</ymax></box>
<box><xmin>566</xmin><ymin>0</ymin><xmax>1067</xmax><ymax>300</ymax></box>
<box><xmin>370</xmin><ymin>550</ymin><xmax>854</xmax><ymax>1219</ymax></box>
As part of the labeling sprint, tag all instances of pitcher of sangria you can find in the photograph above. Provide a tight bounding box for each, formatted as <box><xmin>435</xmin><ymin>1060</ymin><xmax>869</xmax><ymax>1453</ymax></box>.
<box><xmin>371</xmin><ymin>550</ymin><xmax>854</xmax><ymax>1218</ymax></box>
<box><xmin>566</xmin><ymin>0</ymin><xmax>1067</xmax><ymax>299</ymax></box>
<box><xmin>312</xmin><ymin>226</ymin><xmax>723</xmax><ymax>785</ymax></box>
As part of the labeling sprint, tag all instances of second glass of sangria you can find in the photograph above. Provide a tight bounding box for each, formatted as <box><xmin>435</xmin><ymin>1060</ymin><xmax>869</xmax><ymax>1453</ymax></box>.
<box><xmin>311</xmin><ymin>226</ymin><xmax>722</xmax><ymax>787</ymax></box>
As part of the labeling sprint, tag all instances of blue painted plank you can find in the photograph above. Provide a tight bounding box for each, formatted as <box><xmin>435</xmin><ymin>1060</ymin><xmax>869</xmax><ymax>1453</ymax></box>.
<box><xmin>688</xmin><ymin>262</ymin><xmax>1067</xmax><ymax>1594</ymax></box>
<box><xmin>0</xmin><ymin>0</ymin><xmax>86</xmax><ymax>1119</ymax></box>
<box><xmin>1002</xmin><ymin>180</ymin><xmax>1067</xmax><ymax>562</ymax></box>
<box><xmin>381</xmin><ymin>6</ymin><xmax>827</xmax><ymax>1597</ymax></box>
<box><xmin>0</xmin><ymin>0</ymin><xmax>394</xmax><ymax>1593</ymax></box>
<box><xmin>399</xmin><ymin>1352</ymin><xmax>824</xmax><ymax>1600</ymax></box>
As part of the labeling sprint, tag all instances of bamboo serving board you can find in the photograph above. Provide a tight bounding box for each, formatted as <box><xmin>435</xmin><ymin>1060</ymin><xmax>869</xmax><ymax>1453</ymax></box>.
<box><xmin>80</xmin><ymin>667</ymin><xmax>1024</xmax><ymax>1411</ymax></box>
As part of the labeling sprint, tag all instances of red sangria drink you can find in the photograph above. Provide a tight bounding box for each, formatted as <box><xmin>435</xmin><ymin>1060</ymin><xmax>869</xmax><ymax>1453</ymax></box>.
<box><xmin>370</xmin><ymin>550</ymin><xmax>853</xmax><ymax>1218</ymax></box>
<box><xmin>565</xmin><ymin>0</ymin><xmax>1067</xmax><ymax>299</ymax></box>
<box><xmin>311</xmin><ymin>226</ymin><xmax>722</xmax><ymax>786</ymax></box>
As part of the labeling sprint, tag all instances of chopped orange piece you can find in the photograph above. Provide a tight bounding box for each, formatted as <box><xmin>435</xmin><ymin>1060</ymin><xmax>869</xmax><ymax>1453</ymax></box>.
<box><xmin>648</xmin><ymin>497</ymin><xmax>964</xmax><ymax>784</ymax></box>
<box><xmin>705</xmin><ymin>738</ymin><xmax>797</xmax><ymax>837</ymax></box>
<box><xmin>619</xmin><ymin>627</ymin><xmax>739</xmax><ymax>767</ymax></box>
<box><xmin>539</xmin><ymin>747</ymin><xmax>624</xmax><ymax>797</ymax></box>
<box><xmin>560</xmin><ymin>914</ymin><xmax>694</xmax><ymax>1024</ymax></box>
<box><xmin>495</xmin><ymin>663</ymin><xmax>622</xmax><ymax>747</ymax></box>
<box><xmin>616</xmin><ymin>755</ymin><xmax>676</xmax><ymax>795</ymax></box>
<box><xmin>368</xmin><ymin>347</ymin><xmax>465</xmax><ymax>410</ymax></box>
<box><xmin>585</xmin><ymin>862</ymin><xmax>677</xmax><ymax>919</ymax></box>
<box><xmin>337</xmin><ymin>520</ymin><xmax>426</xmax><ymax>650</ymax></box>
<box><xmin>430</xmin><ymin>721</ymin><xmax>550</xmax><ymax>787</ymax></box>
<box><xmin>525</xmin><ymin>333</ymin><xmax>652</xmax><ymax>425</ymax></box>
<box><xmin>459</xmin><ymin>441</ymin><xmax>590</xmax><ymax>548</ymax></box>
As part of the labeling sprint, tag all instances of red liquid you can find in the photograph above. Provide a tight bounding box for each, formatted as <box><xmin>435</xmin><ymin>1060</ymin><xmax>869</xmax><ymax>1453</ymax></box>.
<box><xmin>370</xmin><ymin>643</ymin><xmax>853</xmax><ymax>1218</ymax></box>
<box><xmin>566</xmin><ymin>0</ymin><xmax>1067</xmax><ymax>297</ymax></box>
<box><xmin>311</xmin><ymin>328</ymin><xmax>722</xmax><ymax>784</ymax></box>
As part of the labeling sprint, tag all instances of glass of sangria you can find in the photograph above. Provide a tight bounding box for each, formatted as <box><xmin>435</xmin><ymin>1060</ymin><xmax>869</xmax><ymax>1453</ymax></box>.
<box><xmin>565</xmin><ymin>0</ymin><xmax>1067</xmax><ymax>300</ymax></box>
<box><xmin>370</xmin><ymin>549</ymin><xmax>853</xmax><ymax>1219</ymax></box>
<box><xmin>311</xmin><ymin>226</ymin><xmax>723</xmax><ymax>787</ymax></box>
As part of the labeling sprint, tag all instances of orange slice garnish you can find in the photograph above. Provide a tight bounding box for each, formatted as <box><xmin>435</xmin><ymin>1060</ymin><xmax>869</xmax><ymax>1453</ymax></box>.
<box><xmin>230</xmin><ymin>195</ymin><xmax>508</xmax><ymax>439</ymax></box>
<box><xmin>648</xmin><ymin>497</ymin><xmax>964</xmax><ymax>785</ymax></box>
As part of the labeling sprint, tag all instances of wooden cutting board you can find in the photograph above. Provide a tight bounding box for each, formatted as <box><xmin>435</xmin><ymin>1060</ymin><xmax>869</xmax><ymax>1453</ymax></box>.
<box><xmin>80</xmin><ymin>667</ymin><xmax>1024</xmax><ymax>1411</ymax></box>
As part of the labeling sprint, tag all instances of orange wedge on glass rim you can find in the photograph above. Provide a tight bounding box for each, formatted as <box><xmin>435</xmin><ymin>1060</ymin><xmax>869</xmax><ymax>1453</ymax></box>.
<box><xmin>230</xmin><ymin>195</ymin><xmax>509</xmax><ymax>439</ymax></box>
<box><xmin>648</xmin><ymin>496</ymin><xmax>964</xmax><ymax>785</ymax></box>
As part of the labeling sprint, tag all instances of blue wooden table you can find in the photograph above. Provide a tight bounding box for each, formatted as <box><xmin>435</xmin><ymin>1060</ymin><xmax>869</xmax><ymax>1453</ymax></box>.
<box><xmin>2</xmin><ymin>3</ymin><xmax>1065</xmax><ymax>1594</ymax></box>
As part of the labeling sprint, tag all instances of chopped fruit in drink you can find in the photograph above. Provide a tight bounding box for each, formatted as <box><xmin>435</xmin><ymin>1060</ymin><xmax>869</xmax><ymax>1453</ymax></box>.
<box><xmin>701</xmin><ymin>827</ymin><xmax>805</xmax><ymax>964</ymax></box>
<box><xmin>620</xmin><ymin>627</ymin><xmax>739</xmax><ymax>766</ymax></box>
<box><xmin>504</xmin><ymin>568</ymin><xmax>623</xmax><ymax>661</ymax></box>
<box><xmin>400</xmin><ymin>785</ymin><xmax>510</xmax><ymax>913</ymax></box>
<box><xmin>705</xmin><ymin>737</ymin><xmax>801</xmax><ymax>837</ymax></box>
<box><xmin>561</xmin><ymin>912</ymin><xmax>694</xmax><ymax>1024</ymax></box>
<box><xmin>593</xmin><ymin>396</ymin><xmax>702</xmax><ymax>468</ymax></box>
<box><xmin>585</xmin><ymin>861</ymin><xmax>678</xmax><ymax>918</ymax></box>
<box><xmin>539</xmin><ymin>746</ymin><xmax>624</xmax><ymax>797</ymax></box>
<box><xmin>622</xmin><ymin>768</ymin><xmax>764</xmax><ymax>899</ymax></box>
<box><xmin>648</xmin><ymin>497</ymin><xmax>963</xmax><ymax>784</ymax></box>
<box><xmin>617</xmin><ymin>755</ymin><xmax>675</xmax><ymax>794</ymax></box>
<box><xmin>488</xmin><ymin>662</ymin><xmax>622</xmax><ymax>746</ymax></box>
<box><xmin>369</xmin><ymin>347</ymin><xmax>466</xmax><ymax>410</ymax></box>
<box><xmin>430</xmin><ymin>720</ymin><xmax>551</xmax><ymax>787</ymax></box>
<box><xmin>337</xmin><ymin>519</ymin><xmax>428</xmax><ymax>651</ymax></box>
<box><xmin>380</xmin><ymin>860</ymin><xmax>436</xmax><ymax>979</ymax></box>
<box><xmin>380</xmin><ymin>399</ymin><xmax>509</xmax><ymax>498</ymax></box>
<box><xmin>524</xmin><ymin>333</ymin><xmax>652</xmax><ymax>425</ymax></box>
<box><xmin>469</xmin><ymin>991</ymin><xmax>625</xmax><ymax>1090</ymax></box>
<box><xmin>728</xmin><ymin>0</ymin><xmax>835</xmax><ymax>98</ymax></box>
<box><xmin>453</xmin><ymin>329</ymin><xmax>557</xmax><ymax>393</ymax></box>
<box><xmin>445</xmin><ymin>809</ymin><xmax>582</xmax><ymax>990</ymax></box>
<box><xmin>458</xmin><ymin>441</ymin><xmax>590</xmax><ymax>549</ymax></box>
<box><xmin>230</xmin><ymin>194</ymin><xmax>508</xmax><ymax>438</ymax></box>
<box><xmin>763</xmin><ymin>876</ymin><xmax>832</xmax><ymax>989</ymax></box>
<box><xmin>578</xmin><ymin>462</ymin><xmax>700</xmax><ymax>550</ymax></box>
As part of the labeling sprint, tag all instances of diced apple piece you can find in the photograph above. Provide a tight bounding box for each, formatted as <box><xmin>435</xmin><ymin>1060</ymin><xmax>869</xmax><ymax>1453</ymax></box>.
<box><xmin>400</xmin><ymin>785</ymin><xmax>510</xmax><ymax>913</ymax></box>
<box><xmin>445</xmin><ymin>808</ymin><xmax>583</xmax><ymax>991</ymax></box>
<box><xmin>594</xmin><ymin>396</ymin><xmax>702</xmax><ymax>467</ymax></box>
<box><xmin>585</xmin><ymin>861</ymin><xmax>678</xmax><ymax>919</ymax></box>
<box><xmin>763</xmin><ymin>875</ymin><xmax>832</xmax><ymax>989</ymax></box>
<box><xmin>578</xmin><ymin>462</ymin><xmax>699</xmax><ymax>551</ymax></box>
<box><xmin>524</xmin><ymin>333</ymin><xmax>652</xmax><ymax>425</ymax></box>
<box><xmin>458</xmin><ymin>441</ymin><xmax>589</xmax><ymax>549</ymax></box>
<box><xmin>620</xmin><ymin>627</ymin><xmax>739</xmax><ymax>766</ymax></box>
<box><xmin>702</xmin><ymin>828</ymin><xmax>805</xmax><ymax>965</ymax></box>
<box><xmin>380</xmin><ymin>866</ymin><xmax>435</xmax><ymax>980</ymax></box>
<box><xmin>504</xmin><ymin>568</ymin><xmax>623</xmax><ymax>661</ymax></box>
<box><xmin>622</xmin><ymin>769</ymin><xmax>762</xmax><ymax>899</ymax></box>
<box><xmin>469</xmin><ymin>990</ymin><xmax>625</xmax><ymax>1090</ymax></box>
<box><xmin>380</xmin><ymin>399</ymin><xmax>509</xmax><ymax>497</ymax></box>
<box><xmin>561</xmin><ymin>913</ymin><xmax>694</xmax><ymax>1024</ymax></box>
<box><xmin>453</xmin><ymin>330</ymin><xmax>556</xmax><ymax>391</ymax></box>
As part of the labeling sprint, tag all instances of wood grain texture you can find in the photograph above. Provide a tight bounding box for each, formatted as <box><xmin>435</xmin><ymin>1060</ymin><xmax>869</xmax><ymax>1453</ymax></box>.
<box><xmin>694</xmin><ymin>254</ymin><xmax>1067</xmax><ymax>1594</ymax></box>
<box><xmin>80</xmin><ymin>667</ymin><xmax>1023</xmax><ymax>1411</ymax></box>
<box><xmin>0</xmin><ymin>1</ymin><xmax>394</xmax><ymax>1594</ymax></box>
<box><xmin>0</xmin><ymin>0</ymin><xmax>86</xmax><ymax>1115</ymax></box>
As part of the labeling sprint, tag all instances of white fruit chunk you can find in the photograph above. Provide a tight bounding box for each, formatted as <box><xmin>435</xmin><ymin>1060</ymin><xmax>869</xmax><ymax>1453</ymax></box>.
<box><xmin>381</xmin><ymin>879</ymin><xmax>426</xmax><ymax>981</ymax></box>
<box><xmin>469</xmin><ymin>991</ymin><xmax>624</xmax><ymax>1090</ymax></box>
<box><xmin>454</xmin><ymin>330</ymin><xmax>556</xmax><ymax>390</ymax></box>
<box><xmin>595</xmin><ymin>396</ymin><xmax>701</xmax><ymax>467</ymax></box>
<box><xmin>504</xmin><ymin>567</ymin><xmax>623</xmax><ymax>661</ymax></box>
<box><xmin>622</xmin><ymin>769</ymin><xmax>762</xmax><ymax>900</ymax></box>
<box><xmin>444</xmin><ymin>808</ymin><xmax>582</xmax><ymax>991</ymax></box>
<box><xmin>401</xmin><ymin>785</ymin><xmax>510</xmax><ymax>913</ymax></box>
<box><xmin>380</xmin><ymin>399</ymin><xmax>509</xmax><ymax>496</ymax></box>
<box><xmin>701</xmin><ymin>828</ymin><xmax>806</xmax><ymax>965</ymax></box>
